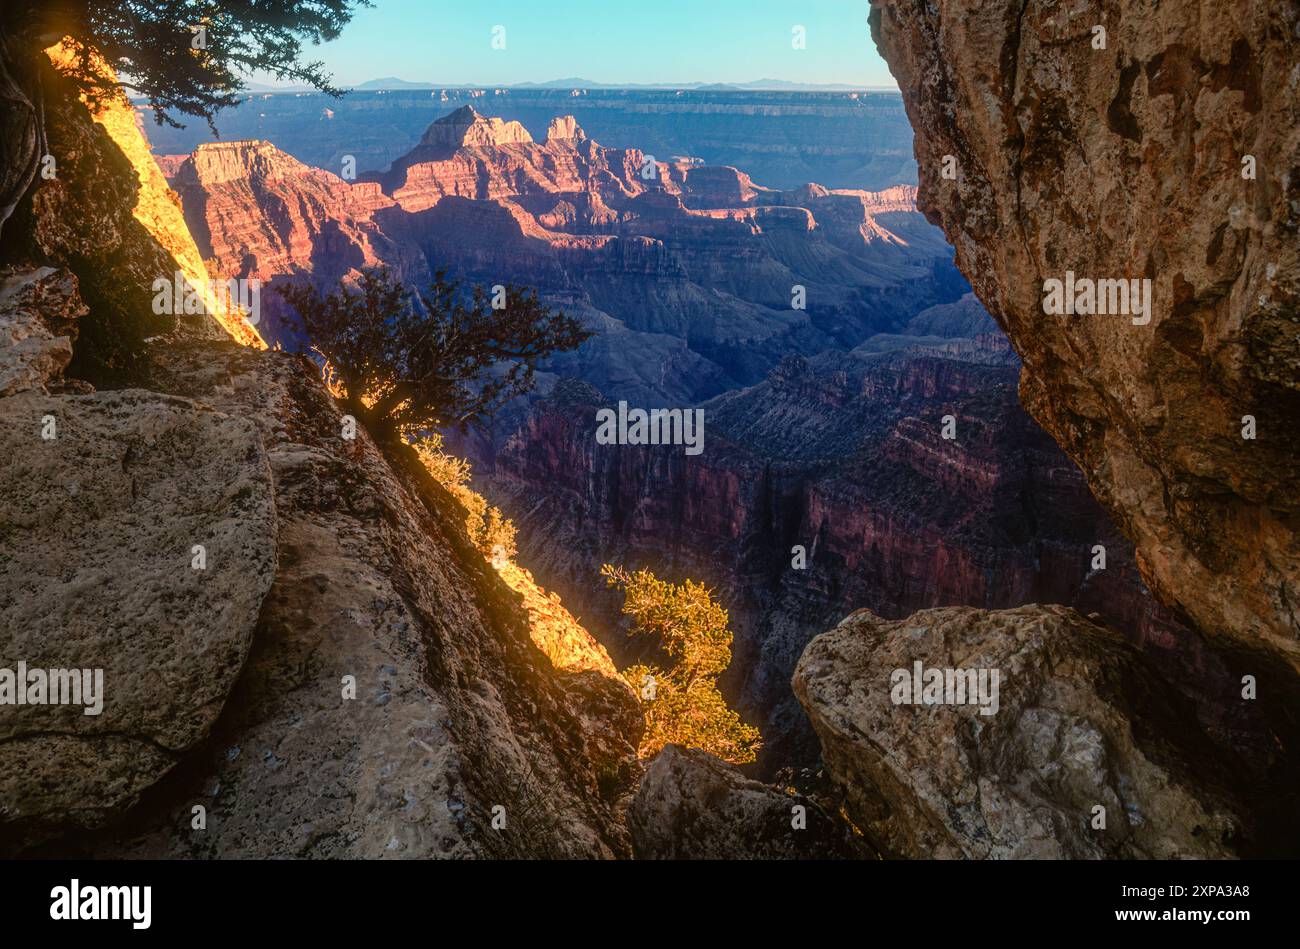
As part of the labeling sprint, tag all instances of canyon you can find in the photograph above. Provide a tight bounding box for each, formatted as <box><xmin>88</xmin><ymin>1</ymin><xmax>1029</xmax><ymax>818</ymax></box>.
<box><xmin>162</xmin><ymin>103</ymin><xmax>1205</xmax><ymax>775</ymax></box>
<box><xmin>166</xmin><ymin>103</ymin><xmax>966</xmax><ymax>406</ymax></box>
<box><xmin>144</xmin><ymin>86</ymin><xmax>917</xmax><ymax>192</ymax></box>
<box><xmin>2</xmin><ymin>2</ymin><xmax>1296</xmax><ymax>861</ymax></box>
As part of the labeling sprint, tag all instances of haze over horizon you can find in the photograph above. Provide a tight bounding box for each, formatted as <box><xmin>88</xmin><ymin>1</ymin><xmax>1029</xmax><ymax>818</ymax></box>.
<box><xmin>245</xmin><ymin>0</ymin><xmax>896</xmax><ymax>90</ymax></box>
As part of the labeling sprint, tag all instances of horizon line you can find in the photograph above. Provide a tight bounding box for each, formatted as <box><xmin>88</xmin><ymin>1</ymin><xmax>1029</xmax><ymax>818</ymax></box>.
<box><xmin>237</xmin><ymin>77</ymin><xmax>900</xmax><ymax>93</ymax></box>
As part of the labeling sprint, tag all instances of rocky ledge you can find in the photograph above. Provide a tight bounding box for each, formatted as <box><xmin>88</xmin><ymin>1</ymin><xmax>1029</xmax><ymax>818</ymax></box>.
<box><xmin>794</xmin><ymin>604</ymin><xmax>1298</xmax><ymax>858</ymax></box>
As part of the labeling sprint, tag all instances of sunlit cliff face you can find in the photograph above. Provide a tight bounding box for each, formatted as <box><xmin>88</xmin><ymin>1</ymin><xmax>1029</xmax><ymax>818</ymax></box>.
<box><xmin>44</xmin><ymin>38</ymin><xmax>266</xmax><ymax>350</ymax></box>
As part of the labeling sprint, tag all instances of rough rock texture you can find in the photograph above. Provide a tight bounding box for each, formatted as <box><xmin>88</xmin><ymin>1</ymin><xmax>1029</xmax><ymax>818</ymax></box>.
<box><xmin>44</xmin><ymin>41</ymin><xmax>264</xmax><ymax>350</ymax></box>
<box><xmin>867</xmin><ymin>0</ymin><xmax>1300</xmax><ymax>666</ymax></box>
<box><xmin>0</xmin><ymin>387</ymin><xmax>277</xmax><ymax>843</ymax></box>
<box><xmin>0</xmin><ymin>266</ymin><xmax>85</xmax><ymax>395</ymax></box>
<box><xmin>0</xmin><ymin>45</ymin><xmax>255</xmax><ymax>383</ymax></box>
<box><xmin>1</xmin><ymin>59</ymin><xmax>644</xmax><ymax>859</ymax></box>
<box><xmin>627</xmin><ymin>744</ymin><xmax>870</xmax><ymax>859</ymax></box>
<box><xmin>10</xmin><ymin>340</ymin><xmax>642</xmax><ymax>859</ymax></box>
<box><xmin>793</xmin><ymin>604</ymin><xmax>1291</xmax><ymax>858</ymax></box>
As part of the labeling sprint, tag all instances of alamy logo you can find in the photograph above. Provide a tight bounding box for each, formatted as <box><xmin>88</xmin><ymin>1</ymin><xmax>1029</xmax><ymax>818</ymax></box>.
<box><xmin>1041</xmin><ymin>270</ymin><xmax>1152</xmax><ymax>325</ymax></box>
<box><xmin>890</xmin><ymin>661</ymin><xmax>1000</xmax><ymax>716</ymax></box>
<box><xmin>0</xmin><ymin>662</ymin><xmax>103</xmax><ymax>715</ymax></box>
<box><xmin>50</xmin><ymin>879</ymin><xmax>150</xmax><ymax>929</ymax></box>
<box><xmin>595</xmin><ymin>401</ymin><xmax>704</xmax><ymax>456</ymax></box>
<box><xmin>152</xmin><ymin>271</ymin><xmax>261</xmax><ymax>326</ymax></box>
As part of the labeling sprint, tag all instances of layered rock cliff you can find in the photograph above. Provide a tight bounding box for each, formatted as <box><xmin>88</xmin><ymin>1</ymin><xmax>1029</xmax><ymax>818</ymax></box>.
<box><xmin>167</xmin><ymin>106</ymin><xmax>967</xmax><ymax>400</ymax></box>
<box><xmin>143</xmin><ymin>87</ymin><xmax>918</xmax><ymax>192</ymax></box>
<box><xmin>867</xmin><ymin>0</ymin><xmax>1299</xmax><ymax>666</ymax></box>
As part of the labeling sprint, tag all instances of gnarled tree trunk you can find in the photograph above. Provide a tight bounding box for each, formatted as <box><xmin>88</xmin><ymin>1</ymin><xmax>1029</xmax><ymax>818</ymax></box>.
<box><xmin>0</xmin><ymin>29</ymin><xmax>46</xmax><ymax>241</ymax></box>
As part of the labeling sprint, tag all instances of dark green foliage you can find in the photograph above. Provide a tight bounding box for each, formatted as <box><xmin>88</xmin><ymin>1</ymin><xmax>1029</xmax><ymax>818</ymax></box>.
<box><xmin>2</xmin><ymin>1</ymin><xmax>366</xmax><ymax>130</ymax></box>
<box><xmin>279</xmin><ymin>267</ymin><xmax>592</xmax><ymax>440</ymax></box>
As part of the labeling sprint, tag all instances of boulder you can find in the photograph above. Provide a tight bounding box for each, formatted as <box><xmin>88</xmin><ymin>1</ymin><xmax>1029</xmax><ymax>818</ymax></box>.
<box><xmin>0</xmin><ymin>388</ymin><xmax>277</xmax><ymax>842</ymax></box>
<box><xmin>794</xmin><ymin>605</ymin><xmax>1251</xmax><ymax>858</ymax></box>
<box><xmin>0</xmin><ymin>266</ymin><xmax>85</xmax><ymax>396</ymax></box>
<box><xmin>628</xmin><ymin>744</ymin><xmax>870</xmax><ymax>859</ymax></box>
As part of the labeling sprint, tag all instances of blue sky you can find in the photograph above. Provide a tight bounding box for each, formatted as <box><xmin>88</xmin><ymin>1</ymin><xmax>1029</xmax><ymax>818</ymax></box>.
<box><xmin>265</xmin><ymin>0</ymin><xmax>895</xmax><ymax>88</ymax></box>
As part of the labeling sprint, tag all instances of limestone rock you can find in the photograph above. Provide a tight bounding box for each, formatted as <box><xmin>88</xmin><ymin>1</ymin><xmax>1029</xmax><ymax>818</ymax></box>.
<box><xmin>46</xmin><ymin>40</ymin><xmax>265</xmax><ymax>350</ymax></box>
<box><xmin>866</xmin><ymin>0</ymin><xmax>1300</xmax><ymax>667</ymax></box>
<box><xmin>42</xmin><ymin>341</ymin><xmax>641</xmax><ymax>859</ymax></box>
<box><xmin>0</xmin><ymin>388</ymin><xmax>277</xmax><ymax>842</ymax></box>
<box><xmin>544</xmin><ymin>115</ymin><xmax>586</xmax><ymax>143</ymax></box>
<box><xmin>627</xmin><ymin>744</ymin><xmax>869</xmax><ymax>859</ymax></box>
<box><xmin>794</xmin><ymin>605</ymin><xmax>1258</xmax><ymax>858</ymax></box>
<box><xmin>0</xmin><ymin>266</ymin><xmax>85</xmax><ymax>395</ymax></box>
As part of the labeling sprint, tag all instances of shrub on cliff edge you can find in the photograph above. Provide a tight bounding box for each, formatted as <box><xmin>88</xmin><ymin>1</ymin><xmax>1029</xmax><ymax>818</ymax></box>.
<box><xmin>279</xmin><ymin>267</ymin><xmax>591</xmax><ymax>442</ymax></box>
<box><xmin>602</xmin><ymin>564</ymin><xmax>761</xmax><ymax>765</ymax></box>
<box><xmin>413</xmin><ymin>433</ymin><xmax>517</xmax><ymax>563</ymax></box>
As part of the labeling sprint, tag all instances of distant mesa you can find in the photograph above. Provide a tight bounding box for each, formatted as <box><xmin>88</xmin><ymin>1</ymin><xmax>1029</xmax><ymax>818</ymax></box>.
<box><xmin>168</xmin><ymin>103</ymin><xmax>958</xmax><ymax>382</ymax></box>
<box><xmin>419</xmin><ymin>105</ymin><xmax>534</xmax><ymax>149</ymax></box>
<box><xmin>545</xmin><ymin>115</ymin><xmax>586</xmax><ymax>142</ymax></box>
<box><xmin>350</xmin><ymin>76</ymin><xmax>435</xmax><ymax>90</ymax></box>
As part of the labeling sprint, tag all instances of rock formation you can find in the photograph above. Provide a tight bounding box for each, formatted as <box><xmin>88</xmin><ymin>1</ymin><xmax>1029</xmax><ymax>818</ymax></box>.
<box><xmin>0</xmin><ymin>43</ymin><xmax>257</xmax><ymax>383</ymax></box>
<box><xmin>167</xmin><ymin>106</ymin><xmax>967</xmax><ymax>397</ymax></box>
<box><xmin>0</xmin><ymin>266</ymin><xmax>85</xmax><ymax>396</ymax></box>
<box><xmin>142</xmin><ymin>87</ymin><xmax>918</xmax><ymax>192</ymax></box>
<box><xmin>867</xmin><ymin>0</ymin><xmax>1299</xmax><ymax>667</ymax></box>
<box><xmin>627</xmin><ymin>745</ymin><xmax>871</xmax><ymax>859</ymax></box>
<box><xmin>416</xmin><ymin>104</ymin><xmax>533</xmax><ymax>151</ymax></box>
<box><xmin>0</xmin><ymin>385</ymin><xmax>277</xmax><ymax>847</ymax></box>
<box><xmin>793</xmin><ymin>605</ymin><xmax>1293</xmax><ymax>858</ymax></box>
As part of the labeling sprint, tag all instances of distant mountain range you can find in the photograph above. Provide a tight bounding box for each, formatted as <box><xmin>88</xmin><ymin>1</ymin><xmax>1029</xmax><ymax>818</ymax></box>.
<box><xmin>238</xmin><ymin>76</ymin><xmax>896</xmax><ymax>93</ymax></box>
<box><xmin>505</xmin><ymin>77</ymin><xmax>893</xmax><ymax>91</ymax></box>
<box><xmin>142</xmin><ymin>86</ymin><xmax>918</xmax><ymax>192</ymax></box>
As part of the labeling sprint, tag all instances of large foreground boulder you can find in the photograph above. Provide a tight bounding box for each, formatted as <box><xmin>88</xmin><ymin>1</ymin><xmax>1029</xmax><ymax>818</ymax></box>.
<box><xmin>0</xmin><ymin>387</ymin><xmax>277</xmax><ymax>844</ymax></box>
<box><xmin>794</xmin><ymin>605</ymin><xmax>1257</xmax><ymax>858</ymax></box>
<box><xmin>628</xmin><ymin>744</ymin><xmax>870</xmax><ymax>859</ymax></box>
<box><xmin>0</xmin><ymin>267</ymin><xmax>85</xmax><ymax>396</ymax></box>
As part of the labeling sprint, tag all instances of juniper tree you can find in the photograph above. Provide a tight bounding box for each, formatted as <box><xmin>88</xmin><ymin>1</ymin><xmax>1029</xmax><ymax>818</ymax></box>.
<box><xmin>0</xmin><ymin>0</ymin><xmax>364</xmax><ymax>236</ymax></box>
<box><xmin>279</xmin><ymin>267</ymin><xmax>592</xmax><ymax>441</ymax></box>
<box><xmin>602</xmin><ymin>563</ymin><xmax>761</xmax><ymax>764</ymax></box>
